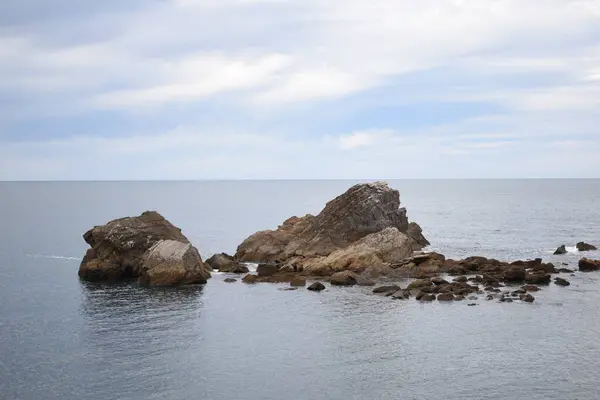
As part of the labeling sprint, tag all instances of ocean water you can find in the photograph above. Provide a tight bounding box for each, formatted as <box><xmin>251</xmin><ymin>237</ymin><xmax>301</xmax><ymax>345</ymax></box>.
<box><xmin>1</xmin><ymin>180</ymin><xmax>600</xmax><ymax>400</ymax></box>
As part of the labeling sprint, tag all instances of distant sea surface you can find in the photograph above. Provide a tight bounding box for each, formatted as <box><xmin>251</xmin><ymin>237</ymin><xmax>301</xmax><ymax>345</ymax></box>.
<box><xmin>1</xmin><ymin>180</ymin><xmax>600</xmax><ymax>400</ymax></box>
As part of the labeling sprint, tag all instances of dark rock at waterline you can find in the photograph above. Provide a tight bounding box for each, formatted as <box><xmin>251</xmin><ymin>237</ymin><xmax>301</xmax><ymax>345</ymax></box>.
<box><xmin>256</xmin><ymin>264</ymin><xmax>278</xmax><ymax>277</ymax></box>
<box><xmin>579</xmin><ymin>258</ymin><xmax>600</xmax><ymax>272</ymax></box>
<box><xmin>577</xmin><ymin>242</ymin><xmax>598</xmax><ymax>251</ymax></box>
<box><xmin>525</xmin><ymin>272</ymin><xmax>551</xmax><ymax>285</ymax></box>
<box><xmin>558</xmin><ymin>268</ymin><xmax>574</xmax><ymax>273</ymax></box>
<box><xmin>504</xmin><ymin>267</ymin><xmax>526</xmax><ymax>282</ymax></box>
<box><xmin>307</xmin><ymin>282</ymin><xmax>326</xmax><ymax>291</ymax></box>
<box><xmin>330</xmin><ymin>271</ymin><xmax>360</xmax><ymax>286</ymax></box>
<box><xmin>431</xmin><ymin>277</ymin><xmax>449</xmax><ymax>286</ymax></box>
<box><xmin>554</xmin><ymin>277</ymin><xmax>570</xmax><ymax>286</ymax></box>
<box><xmin>78</xmin><ymin>211</ymin><xmax>211</xmax><ymax>286</ymax></box>
<box><xmin>520</xmin><ymin>293</ymin><xmax>535</xmax><ymax>303</ymax></box>
<box><xmin>206</xmin><ymin>253</ymin><xmax>249</xmax><ymax>273</ymax></box>
<box><xmin>407</xmin><ymin>279</ymin><xmax>432</xmax><ymax>290</ymax></box>
<box><xmin>554</xmin><ymin>245</ymin><xmax>567</xmax><ymax>255</ymax></box>
<box><xmin>224</xmin><ymin>278</ymin><xmax>237</xmax><ymax>283</ymax></box>
<box><xmin>420</xmin><ymin>294</ymin><xmax>436</xmax><ymax>302</ymax></box>
<box><xmin>391</xmin><ymin>290</ymin><xmax>410</xmax><ymax>300</ymax></box>
<box><xmin>242</xmin><ymin>274</ymin><xmax>259</xmax><ymax>284</ymax></box>
<box><xmin>437</xmin><ymin>293</ymin><xmax>454</xmax><ymax>301</ymax></box>
<box><xmin>373</xmin><ymin>285</ymin><xmax>401</xmax><ymax>294</ymax></box>
<box><xmin>522</xmin><ymin>285</ymin><xmax>540</xmax><ymax>292</ymax></box>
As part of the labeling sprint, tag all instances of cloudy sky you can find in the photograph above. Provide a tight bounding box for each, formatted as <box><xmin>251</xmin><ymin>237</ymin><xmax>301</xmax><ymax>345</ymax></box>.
<box><xmin>1</xmin><ymin>0</ymin><xmax>600</xmax><ymax>180</ymax></box>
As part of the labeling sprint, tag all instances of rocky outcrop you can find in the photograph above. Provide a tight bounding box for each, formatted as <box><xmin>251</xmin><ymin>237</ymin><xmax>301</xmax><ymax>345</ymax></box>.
<box><xmin>205</xmin><ymin>253</ymin><xmax>249</xmax><ymax>273</ymax></box>
<box><xmin>307</xmin><ymin>282</ymin><xmax>326</xmax><ymax>291</ymax></box>
<box><xmin>577</xmin><ymin>242</ymin><xmax>598</xmax><ymax>251</ymax></box>
<box><xmin>579</xmin><ymin>258</ymin><xmax>600</xmax><ymax>272</ymax></box>
<box><xmin>78</xmin><ymin>211</ymin><xmax>211</xmax><ymax>285</ymax></box>
<box><xmin>553</xmin><ymin>245</ymin><xmax>567</xmax><ymax>255</ymax></box>
<box><xmin>234</xmin><ymin>182</ymin><xmax>427</xmax><ymax>276</ymax></box>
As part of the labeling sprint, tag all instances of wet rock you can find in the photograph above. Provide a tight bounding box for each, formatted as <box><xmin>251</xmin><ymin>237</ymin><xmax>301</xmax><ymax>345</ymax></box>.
<box><xmin>437</xmin><ymin>293</ymin><xmax>454</xmax><ymax>301</ymax></box>
<box><xmin>391</xmin><ymin>290</ymin><xmax>410</xmax><ymax>300</ymax></box>
<box><xmin>420</xmin><ymin>294</ymin><xmax>436</xmax><ymax>302</ymax></box>
<box><xmin>330</xmin><ymin>271</ymin><xmax>360</xmax><ymax>286</ymax></box>
<box><xmin>242</xmin><ymin>274</ymin><xmax>258</xmax><ymax>284</ymax></box>
<box><xmin>467</xmin><ymin>303</ymin><xmax>477</xmax><ymax>306</ymax></box>
<box><xmin>407</xmin><ymin>279</ymin><xmax>432</xmax><ymax>290</ymax></box>
<box><xmin>579</xmin><ymin>258</ymin><xmax>600</xmax><ymax>272</ymax></box>
<box><xmin>453</xmin><ymin>276</ymin><xmax>468</xmax><ymax>283</ymax></box>
<box><xmin>577</xmin><ymin>242</ymin><xmax>598</xmax><ymax>252</ymax></box>
<box><xmin>554</xmin><ymin>245</ymin><xmax>567</xmax><ymax>255</ymax></box>
<box><xmin>431</xmin><ymin>277</ymin><xmax>449</xmax><ymax>286</ymax></box>
<box><xmin>279</xmin><ymin>287</ymin><xmax>298</xmax><ymax>291</ymax></box>
<box><xmin>558</xmin><ymin>268</ymin><xmax>574</xmax><ymax>273</ymax></box>
<box><xmin>554</xmin><ymin>277</ymin><xmax>570</xmax><ymax>286</ymax></box>
<box><xmin>256</xmin><ymin>264</ymin><xmax>279</xmax><ymax>277</ymax></box>
<box><xmin>504</xmin><ymin>267</ymin><xmax>526</xmax><ymax>282</ymax></box>
<box><xmin>78</xmin><ymin>211</ymin><xmax>211</xmax><ymax>285</ymax></box>
<box><xmin>205</xmin><ymin>253</ymin><xmax>249</xmax><ymax>273</ymax></box>
<box><xmin>520</xmin><ymin>293</ymin><xmax>535</xmax><ymax>303</ymax></box>
<box><xmin>224</xmin><ymin>278</ymin><xmax>237</xmax><ymax>283</ymax></box>
<box><xmin>290</xmin><ymin>277</ymin><xmax>307</xmax><ymax>287</ymax></box>
<box><xmin>525</xmin><ymin>272</ymin><xmax>551</xmax><ymax>285</ymax></box>
<box><xmin>307</xmin><ymin>282</ymin><xmax>326</xmax><ymax>291</ymax></box>
<box><xmin>468</xmin><ymin>295</ymin><xmax>478</xmax><ymax>301</ymax></box>
<box><xmin>373</xmin><ymin>285</ymin><xmax>401</xmax><ymax>294</ymax></box>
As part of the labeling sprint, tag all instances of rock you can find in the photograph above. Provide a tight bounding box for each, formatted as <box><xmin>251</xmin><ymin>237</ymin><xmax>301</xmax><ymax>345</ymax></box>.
<box><xmin>373</xmin><ymin>285</ymin><xmax>401</xmax><ymax>294</ymax></box>
<box><xmin>356</xmin><ymin>277</ymin><xmax>376</xmax><ymax>286</ymax></box>
<box><xmin>78</xmin><ymin>211</ymin><xmax>211</xmax><ymax>285</ymax></box>
<box><xmin>279</xmin><ymin>287</ymin><xmax>298</xmax><ymax>291</ymax></box>
<box><xmin>391</xmin><ymin>290</ymin><xmax>410</xmax><ymax>300</ymax></box>
<box><xmin>242</xmin><ymin>274</ymin><xmax>259</xmax><ymax>284</ymax></box>
<box><xmin>307</xmin><ymin>282</ymin><xmax>326</xmax><ymax>291</ymax></box>
<box><xmin>330</xmin><ymin>271</ymin><xmax>360</xmax><ymax>286</ymax></box>
<box><xmin>407</xmin><ymin>279</ymin><xmax>432</xmax><ymax>290</ymax></box>
<box><xmin>504</xmin><ymin>266</ymin><xmax>526</xmax><ymax>282</ymax></box>
<box><xmin>205</xmin><ymin>253</ymin><xmax>248</xmax><ymax>273</ymax></box>
<box><xmin>453</xmin><ymin>276</ymin><xmax>468</xmax><ymax>283</ymax></box>
<box><xmin>431</xmin><ymin>277</ymin><xmax>449</xmax><ymax>286</ymax></box>
<box><xmin>577</xmin><ymin>242</ymin><xmax>598</xmax><ymax>252</ymax></box>
<box><xmin>256</xmin><ymin>264</ymin><xmax>279</xmax><ymax>277</ymax></box>
<box><xmin>525</xmin><ymin>273</ymin><xmax>551</xmax><ymax>284</ymax></box>
<box><xmin>224</xmin><ymin>278</ymin><xmax>237</xmax><ymax>283</ymax></box>
<box><xmin>579</xmin><ymin>258</ymin><xmax>600</xmax><ymax>272</ymax></box>
<box><xmin>420</xmin><ymin>294</ymin><xmax>436</xmax><ymax>302</ymax></box>
<box><xmin>467</xmin><ymin>303</ymin><xmax>477</xmax><ymax>306</ymax></box>
<box><xmin>437</xmin><ymin>293</ymin><xmax>454</xmax><ymax>301</ymax></box>
<box><xmin>406</xmin><ymin>222</ymin><xmax>431</xmax><ymax>248</ymax></box>
<box><xmin>553</xmin><ymin>245</ymin><xmax>567</xmax><ymax>255</ymax></box>
<box><xmin>558</xmin><ymin>268</ymin><xmax>574</xmax><ymax>273</ymax></box>
<box><xmin>554</xmin><ymin>277</ymin><xmax>570</xmax><ymax>286</ymax></box>
<box><xmin>290</xmin><ymin>277</ymin><xmax>307</xmax><ymax>287</ymax></box>
<box><xmin>521</xmin><ymin>285</ymin><xmax>540</xmax><ymax>292</ymax></box>
<box><xmin>520</xmin><ymin>293</ymin><xmax>535</xmax><ymax>303</ymax></box>
<box><xmin>235</xmin><ymin>182</ymin><xmax>427</xmax><ymax>275</ymax></box>
<box><xmin>137</xmin><ymin>240</ymin><xmax>210</xmax><ymax>286</ymax></box>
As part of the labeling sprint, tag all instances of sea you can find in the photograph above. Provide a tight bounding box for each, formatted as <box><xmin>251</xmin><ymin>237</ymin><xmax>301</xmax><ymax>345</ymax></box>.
<box><xmin>1</xmin><ymin>179</ymin><xmax>600</xmax><ymax>400</ymax></box>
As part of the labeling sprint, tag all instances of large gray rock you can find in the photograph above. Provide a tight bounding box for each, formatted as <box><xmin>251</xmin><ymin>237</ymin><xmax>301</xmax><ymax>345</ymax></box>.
<box><xmin>139</xmin><ymin>240</ymin><xmax>211</xmax><ymax>285</ymax></box>
<box><xmin>78</xmin><ymin>211</ymin><xmax>211</xmax><ymax>285</ymax></box>
<box><xmin>234</xmin><ymin>182</ymin><xmax>427</xmax><ymax>275</ymax></box>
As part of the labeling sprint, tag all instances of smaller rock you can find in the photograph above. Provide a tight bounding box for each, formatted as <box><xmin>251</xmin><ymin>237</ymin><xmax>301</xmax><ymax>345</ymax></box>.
<box><xmin>307</xmin><ymin>281</ymin><xmax>326</xmax><ymax>291</ymax></box>
<box><xmin>431</xmin><ymin>277</ymin><xmax>449</xmax><ymax>286</ymax></box>
<box><xmin>330</xmin><ymin>271</ymin><xmax>360</xmax><ymax>286</ymax></box>
<box><xmin>290</xmin><ymin>277</ymin><xmax>307</xmax><ymax>287</ymax></box>
<box><xmin>579</xmin><ymin>258</ymin><xmax>600</xmax><ymax>272</ymax></box>
<box><xmin>391</xmin><ymin>290</ymin><xmax>410</xmax><ymax>300</ymax></box>
<box><xmin>558</xmin><ymin>268</ymin><xmax>574</xmax><ymax>273</ymax></box>
<box><xmin>577</xmin><ymin>242</ymin><xmax>598</xmax><ymax>252</ymax></box>
<box><xmin>467</xmin><ymin>303</ymin><xmax>477</xmax><ymax>306</ymax></box>
<box><xmin>521</xmin><ymin>285</ymin><xmax>540</xmax><ymax>292</ymax></box>
<box><xmin>256</xmin><ymin>264</ymin><xmax>279</xmax><ymax>277</ymax></box>
<box><xmin>407</xmin><ymin>279</ymin><xmax>432</xmax><ymax>290</ymax></box>
<box><xmin>504</xmin><ymin>267</ymin><xmax>526</xmax><ymax>282</ymax></box>
<box><xmin>554</xmin><ymin>245</ymin><xmax>567</xmax><ymax>255</ymax></box>
<box><xmin>554</xmin><ymin>277</ymin><xmax>570</xmax><ymax>286</ymax></box>
<box><xmin>525</xmin><ymin>273</ymin><xmax>551</xmax><ymax>285</ymax></box>
<box><xmin>519</xmin><ymin>293</ymin><xmax>535</xmax><ymax>303</ymax></box>
<box><xmin>453</xmin><ymin>276</ymin><xmax>468</xmax><ymax>283</ymax></box>
<box><xmin>373</xmin><ymin>285</ymin><xmax>401</xmax><ymax>294</ymax></box>
<box><xmin>224</xmin><ymin>278</ymin><xmax>237</xmax><ymax>283</ymax></box>
<box><xmin>242</xmin><ymin>274</ymin><xmax>258</xmax><ymax>284</ymax></box>
<box><xmin>437</xmin><ymin>293</ymin><xmax>454</xmax><ymax>301</ymax></box>
<box><xmin>420</xmin><ymin>294</ymin><xmax>436</xmax><ymax>302</ymax></box>
<box><xmin>279</xmin><ymin>287</ymin><xmax>298</xmax><ymax>291</ymax></box>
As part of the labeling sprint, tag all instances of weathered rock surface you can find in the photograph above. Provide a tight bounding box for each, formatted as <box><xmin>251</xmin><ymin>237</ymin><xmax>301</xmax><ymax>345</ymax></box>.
<box><xmin>235</xmin><ymin>182</ymin><xmax>427</xmax><ymax>275</ymax></box>
<box><xmin>79</xmin><ymin>211</ymin><xmax>210</xmax><ymax>285</ymax></box>
<box><xmin>330</xmin><ymin>271</ymin><xmax>360</xmax><ymax>286</ymax></box>
<box><xmin>579</xmin><ymin>258</ymin><xmax>600</xmax><ymax>272</ymax></box>
<box><xmin>205</xmin><ymin>253</ymin><xmax>249</xmax><ymax>273</ymax></box>
<box><xmin>577</xmin><ymin>242</ymin><xmax>598</xmax><ymax>252</ymax></box>
<box><xmin>373</xmin><ymin>285</ymin><xmax>401</xmax><ymax>294</ymax></box>
<box><xmin>553</xmin><ymin>245</ymin><xmax>567</xmax><ymax>255</ymax></box>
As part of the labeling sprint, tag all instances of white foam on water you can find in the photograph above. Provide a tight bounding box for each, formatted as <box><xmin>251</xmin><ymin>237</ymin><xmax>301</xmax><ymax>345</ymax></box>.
<box><xmin>565</xmin><ymin>246</ymin><xmax>578</xmax><ymax>253</ymax></box>
<box><xmin>25</xmin><ymin>253</ymin><xmax>80</xmax><ymax>261</ymax></box>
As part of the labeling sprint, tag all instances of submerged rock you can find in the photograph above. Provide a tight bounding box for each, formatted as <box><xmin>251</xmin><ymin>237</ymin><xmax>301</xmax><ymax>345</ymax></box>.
<box><xmin>577</xmin><ymin>242</ymin><xmax>598</xmax><ymax>252</ymax></box>
<box><xmin>78</xmin><ymin>211</ymin><xmax>210</xmax><ymax>285</ymax></box>
<box><xmin>553</xmin><ymin>245</ymin><xmax>567</xmax><ymax>255</ymax></box>
<box><xmin>234</xmin><ymin>182</ymin><xmax>427</xmax><ymax>275</ymax></box>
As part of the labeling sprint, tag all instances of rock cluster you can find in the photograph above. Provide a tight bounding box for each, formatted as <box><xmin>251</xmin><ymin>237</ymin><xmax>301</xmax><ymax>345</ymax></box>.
<box><xmin>79</xmin><ymin>211</ymin><xmax>211</xmax><ymax>286</ymax></box>
<box><xmin>235</xmin><ymin>182</ymin><xmax>428</xmax><ymax>276</ymax></box>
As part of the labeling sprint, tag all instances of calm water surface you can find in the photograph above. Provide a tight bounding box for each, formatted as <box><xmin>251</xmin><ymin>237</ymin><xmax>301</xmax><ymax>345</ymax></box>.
<box><xmin>1</xmin><ymin>180</ymin><xmax>600</xmax><ymax>400</ymax></box>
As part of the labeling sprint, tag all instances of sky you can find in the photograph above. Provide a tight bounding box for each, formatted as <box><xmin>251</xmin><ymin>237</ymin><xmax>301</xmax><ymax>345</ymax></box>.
<box><xmin>1</xmin><ymin>0</ymin><xmax>600</xmax><ymax>180</ymax></box>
